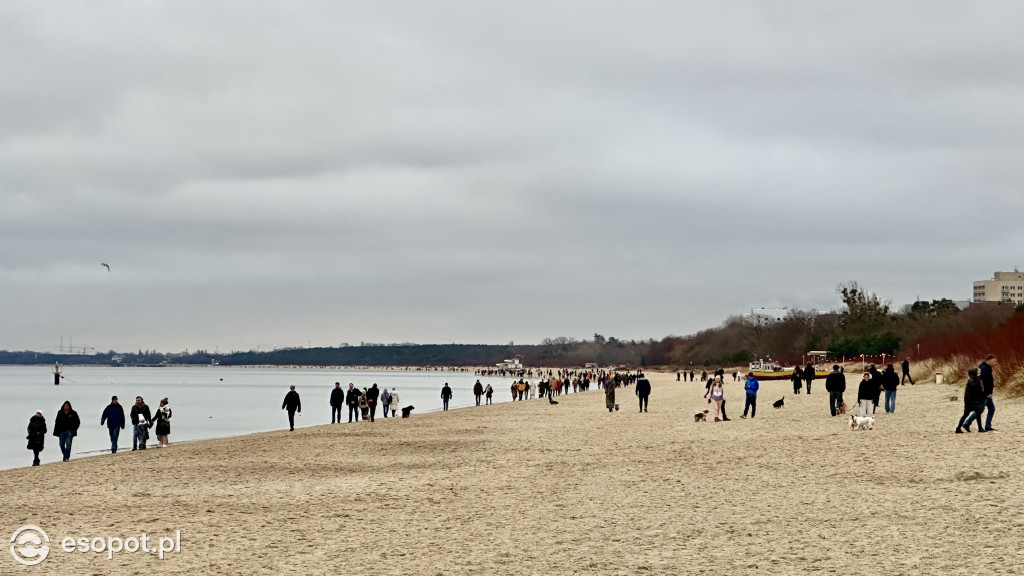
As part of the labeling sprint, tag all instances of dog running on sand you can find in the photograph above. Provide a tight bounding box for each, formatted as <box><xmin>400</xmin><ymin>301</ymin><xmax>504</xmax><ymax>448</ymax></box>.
<box><xmin>401</xmin><ymin>406</ymin><xmax>415</xmax><ymax>418</ymax></box>
<box><xmin>849</xmin><ymin>414</ymin><xmax>874</xmax><ymax>431</ymax></box>
<box><xmin>694</xmin><ymin>409</ymin><xmax>709</xmax><ymax>422</ymax></box>
<box><xmin>772</xmin><ymin>397</ymin><xmax>785</xmax><ymax>409</ymax></box>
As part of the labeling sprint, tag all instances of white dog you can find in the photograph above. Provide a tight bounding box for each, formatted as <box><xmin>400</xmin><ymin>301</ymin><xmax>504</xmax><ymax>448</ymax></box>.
<box><xmin>849</xmin><ymin>414</ymin><xmax>874</xmax><ymax>431</ymax></box>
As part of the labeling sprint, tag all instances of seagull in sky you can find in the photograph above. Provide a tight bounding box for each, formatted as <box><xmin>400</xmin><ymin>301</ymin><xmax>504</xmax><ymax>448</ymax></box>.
<box><xmin>101</xmin><ymin>263</ymin><xmax>111</xmax><ymax>272</ymax></box>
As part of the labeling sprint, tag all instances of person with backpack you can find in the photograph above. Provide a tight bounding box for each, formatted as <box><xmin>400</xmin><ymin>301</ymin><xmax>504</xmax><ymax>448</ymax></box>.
<box><xmin>976</xmin><ymin>354</ymin><xmax>998</xmax><ymax>432</ymax></box>
<box><xmin>52</xmin><ymin>401</ymin><xmax>81</xmax><ymax>462</ymax></box>
<box><xmin>100</xmin><ymin>396</ymin><xmax>126</xmax><ymax>453</ymax></box>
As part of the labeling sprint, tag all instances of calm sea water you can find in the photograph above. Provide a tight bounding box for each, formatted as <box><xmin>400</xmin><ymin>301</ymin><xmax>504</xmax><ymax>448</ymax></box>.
<box><xmin>0</xmin><ymin>365</ymin><xmax>521</xmax><ymax>471</ymax></box>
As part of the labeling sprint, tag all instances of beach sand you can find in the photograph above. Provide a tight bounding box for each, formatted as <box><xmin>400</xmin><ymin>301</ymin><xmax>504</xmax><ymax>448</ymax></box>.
<box><xmin>2</xmin><ymin>371</ymin><xmax>1021</xmax><ymax>575</ymax></box>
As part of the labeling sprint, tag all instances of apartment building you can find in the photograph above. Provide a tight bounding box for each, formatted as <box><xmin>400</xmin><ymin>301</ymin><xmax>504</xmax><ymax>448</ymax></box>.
<box><xmin>972</xmin><ymin>271</ymin><xmax>1024</xmax><ymax>304</ymax></box>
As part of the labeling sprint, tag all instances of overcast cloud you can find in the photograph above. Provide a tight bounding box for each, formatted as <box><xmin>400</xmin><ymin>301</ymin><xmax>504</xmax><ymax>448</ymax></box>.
<box><xmin>1</xmin><ymin>1</ymin><xmax>1021</xmax><ymax>353</ymax></box>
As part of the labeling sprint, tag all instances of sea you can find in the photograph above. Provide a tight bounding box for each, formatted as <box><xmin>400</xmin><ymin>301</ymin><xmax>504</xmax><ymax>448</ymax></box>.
<box><xmin>0</xmin><ymin>365</ymin><xmax>520</xmax><ymax>471</ymax></box>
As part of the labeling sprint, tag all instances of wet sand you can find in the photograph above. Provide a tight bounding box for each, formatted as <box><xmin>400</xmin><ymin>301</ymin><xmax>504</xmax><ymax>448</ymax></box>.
<box><xmin>2</xmin><ymin>371</ymin><xmax>1021</xmax><ymax>575</ymax></box>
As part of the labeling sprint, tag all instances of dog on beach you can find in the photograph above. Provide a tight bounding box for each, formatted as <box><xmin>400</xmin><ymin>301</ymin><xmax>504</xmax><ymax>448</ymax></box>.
<box><xmin>849</xmin><ymin>414</ymin><xmax>874</xmax><ymax>431</ymax></box>
<box><xmin>838</xmin><ymin>401</ymin><xmax>847</xmax><ymax>415</ymax></box>
<box><xmin>614</xmin><ymin>404</ymin><xmax>619</xmax><ymax>411</ymax></box>
<box><xmin>694</xmin><ymin>409</ymin><xmax>709</xmax><ymax>422</ymax></box>
<box><xmin>772</xmin><ymin>397</ymin><xmax>784</xmax><ymax>409</ymax></box>
<box><xmin>401</xmin><ymin>406</ymin><xmax>415</xmax><ymax>418</ymax></box>
<box><xmin>949</xmin><ymin>395</ymin><xmax>958</xmax><ymax>402</ymax></box>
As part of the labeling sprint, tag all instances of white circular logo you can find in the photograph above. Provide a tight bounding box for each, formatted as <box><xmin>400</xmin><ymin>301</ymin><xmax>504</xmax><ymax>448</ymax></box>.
<box><xmin>10</xmin><ymin>525</ymin><xmax>50</xmax><ymax>566</ymax></box>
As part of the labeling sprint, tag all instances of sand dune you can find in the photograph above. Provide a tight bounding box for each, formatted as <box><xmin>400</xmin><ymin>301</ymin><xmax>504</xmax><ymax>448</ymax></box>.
<box><xmin>2</xmin><ymin>372</ymin><xmax>1021</xmax><ymax>575</ymax></box>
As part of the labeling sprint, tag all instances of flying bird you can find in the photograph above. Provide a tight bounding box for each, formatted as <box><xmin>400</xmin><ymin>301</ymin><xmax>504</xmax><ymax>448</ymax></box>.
<box><xmin>101</xmin><ymin>263</ymin><xmax>110</xmax><ymax>272</ymax></box>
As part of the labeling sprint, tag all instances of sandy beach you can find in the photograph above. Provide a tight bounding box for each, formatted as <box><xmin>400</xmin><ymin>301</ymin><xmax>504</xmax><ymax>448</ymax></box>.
<box><xmin>2</xmin><ymin>370</ymin><xmax>1021</xmax><ymax>575</ymax></box>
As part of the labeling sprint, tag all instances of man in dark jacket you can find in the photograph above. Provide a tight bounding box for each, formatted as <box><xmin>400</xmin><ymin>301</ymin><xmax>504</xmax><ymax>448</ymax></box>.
<box><xmin>635</xmin><ymin>375</ymin><xmax>652</xmax><ymax>413</ymax></box>
<box><xmin>441</xmin><ymin>383</ymin><xmax>453</xmax><ymax>411</ymax></box>
<box><xmin>824</xmin><ymin>365</ymin><xmax>846</xmax><ymax>416</ymax></box>
<box><xmin>956</xmin><ymin>368</ymin><xmax>985</xmax><ymax>433</ymax></box>
<box><xmin>100</xmin><ymin>396</ymin><xmax>126</xmax><ymax>453</ymax></box>
<box><xmin>901</xmin><ymin>358</ymin><xmax>914</xmax><ymax>385</ymax></box>
<box><xmin>867</xmin><ymin>364</ymin><xmax>883</xmax><ymax>410</ymax></box>
<box><xmin>977</xmin><ymin>355</ymin><xmax>997</xmax><ymax>432</ymax></box>
<box><xmin>346</xmin><ymin>383</ymin><xmax>362</xmax><ymax>422</ymax></box>
<box><xmin>882</xmin><ymin>364</ymin><xmax>900</xmax><ymax>413</ymax></box>
<box><xmin>804</xmin><ymin>363</ymin><xmax>816</xmax><ymax>394</ymax></box>
<box><xmin>129</xmin><ymin>397</ymin><xmax>152</xmax><ymax>451</ymax></box>
<box><xmin>53</xmin><ymin>401</ymin><xmax>81</xmax><ymax>462</ymax></box>
<box><xmin>282</xmin><ymin>385</ymin><xmax>301</xmax><ymax>431</ymax></box>
<box><xmin>330</xmin><ymin>382</ymin><xmax>344</xmax><ymax>424</ymax></box>
<box><xmin>365</xmin><ymin>384</ymin><xmax>381</xmax><ymax>422</ymax></box>
<box><xmin>473</xmin><ymin>380</ymin><xmax>484</xmax><ymax>406</ymax></box>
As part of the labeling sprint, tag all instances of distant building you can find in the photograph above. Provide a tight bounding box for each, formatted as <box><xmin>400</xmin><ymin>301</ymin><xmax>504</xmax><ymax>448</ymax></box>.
<box><xmin>747</xmin><ymin>307</ymin><xmax>790</xmax><ymax>324</ymax></box>
<box><xmin>973</xmin><ymin>271</ymin><xmax>1024</xmax><ymax>304</ymax></box>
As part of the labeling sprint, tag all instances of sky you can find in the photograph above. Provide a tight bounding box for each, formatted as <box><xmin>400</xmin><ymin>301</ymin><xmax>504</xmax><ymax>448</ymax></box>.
<box><xmin>1</xmin><ymin>1</ymin><xmax>1021</xmax><ymax>353</ymax></box>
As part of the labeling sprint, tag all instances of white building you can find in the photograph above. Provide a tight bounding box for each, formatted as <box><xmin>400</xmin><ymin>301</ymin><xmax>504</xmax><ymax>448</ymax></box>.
<box><xmin>973</xmin><ymin>271</ymin><xmax>1024</xmax><ymax>304</ymax></box>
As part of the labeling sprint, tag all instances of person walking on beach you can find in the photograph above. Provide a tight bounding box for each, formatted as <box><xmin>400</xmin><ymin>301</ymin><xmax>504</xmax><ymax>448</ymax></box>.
<box><xmin>511</xmin><ymin>382</ymin><xmax>518</xmax><ymax>401</ymax></box>
<box><xmin>956</xmin><ymin>368</ymin><xmax>986</xmax><ymax>433</ymax></box>
<box><xmin>52</xmin><ymin>362</ymin><xmax>62</xmax><ymax>386</ymax></box>
<box><xmin>130</xmin><ymin>396</ymin><xmax>152</xmax><ymax>450</ymax></box>
<box><xmin>977</xmin><ymin>354</ymin><xmax>998</xmax><ymax>432</ymax></box>
<box><xmin>441</xmin><ymin>383</ymin><xmax>453</xmax><ymax>411</ymax></box>
<box><xmin>741</xmin><ymin>372</ymin><xmax>759</xmax><ymax>419</ymax></box>
<box><xmin>388</xmin><ymin>388</ymin><xmax>400</xmax><ymax>417</ymax></box>
<box><xmin>868</xmin><ymin>364</ymin><xmax>883</xmax><ymax>410</ymax></box>
<box><xmin>824</xmin><ymin>365</ymin><xmax>846</xmax><ymax>417</ymax></box>
<box><xmin>346</xmin><ymin>383</ymin><xmax>362</xmax><ymax>422</ymax></box>
<box><xmin>791</xmin><ymin>366</ymin><xmax>803</xmax><ymax>395</ymax></box>
<box><xmin>603</xmin><ymin>378</ymin><xmax>616</xmax><ymax>412</ymax></box>
<box><xmin>882</xmin><ymin>364</ymin><xmax>899</xmax><ymax>413</ymax></box>
<box><xmin>282</xmin><ymin>385</ymin><xmax>301</xmax><ymax>431</ymax></box>
<box><xmin>484</xmin><ymin>383</ymin><xmax>493</xmax><ymax>405</ymax></box>
<box><xmin>705</xmin><ymin>375</ymin><xmax>726</xmax><ymax>422</ymax></box>
<box><xmin>700</xmin><ymin>370</ymin><xmax>707</xmax><ymax>382</ymax></box>
<box><xmin>359</xmin><ymin>389</ymin><xmax>370</xmax><ymax>420</ymax></box>
<box><xmin>365</xmin><ymin>384</ymin><xmax>380</xmax><ymax>422</ymax></box>
<box><xmin>901</xmin><ymin>358</ymin><xmax>914</xmax><ymax>385</ymax></box>
<box><xmin>53</xmin><ymin>400</ymin><xmax>81</xmax><ymax>462</ymax></box>
<box><xmin>330</xmin><ymin>382</ymin><xmax>344</xmax><ymax>424</ymax></box>
<box><xmin>635</xmin><ymin>374</ymin><xmax>651</xmax><ymax>412</ymax></box>
<box><xmin>473</xmin><ymin>380</ymin><xmax>484</xmax><ymax>406</ymax></box>
<box><xmin>153</xmin><ymin>398</ymin><xmax>172</xmax><ymax>447</ymax></box>
<box><xmin>857</xmin><ymin>372</ymin><xmax>876</xmax><ymax>417</ymax></box>
<box><xmin>381</xmin><ymin>387</ymin><xmax>392</xmax><ymax>418</ymax></box>
<box><xmin>804</xmin><ymin>363</ymin><xmax>816</xmax><ymax>394</ymax></box>
<box><xmin>27</xmin><ymin>410</ymin><xmax>46</xmax><ymax>466</ymax></box>
<box><xmin>100</xmin><ymin>396</ymin><xmax>125</xmax><ymax>453</ymax></box>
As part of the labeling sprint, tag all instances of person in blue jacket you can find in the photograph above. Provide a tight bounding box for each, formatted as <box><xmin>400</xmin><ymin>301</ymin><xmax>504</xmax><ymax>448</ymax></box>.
<box><xmin>741</xmin><ymin>372</ymin><xmax>759</xmax><ymax>419</ymax></box>
<box><xmin>100</xmin><ymin>396</ymin><xmax>126</xmax><ymax>453</ymax></box>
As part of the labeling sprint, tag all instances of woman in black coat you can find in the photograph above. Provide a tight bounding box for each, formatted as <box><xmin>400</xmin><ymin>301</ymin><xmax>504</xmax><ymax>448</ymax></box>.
<box><xmin>791</xmin><ymin>366</ymin><xmax>803</xmax><ymax>395</ymax></box>
<box><xmin>53</xmin><ymin>401</ymin><xmax>81</xmax><ymax>462</ymax></box>
<box><xmin>956</xmin><ymin>368</ymin><xmax>985</xmax><ymax>433</ymax></box>
<box><xmin>27</xmin><ymin>411</ymin><xmax>47</xmax><ymax>466</ymax></box>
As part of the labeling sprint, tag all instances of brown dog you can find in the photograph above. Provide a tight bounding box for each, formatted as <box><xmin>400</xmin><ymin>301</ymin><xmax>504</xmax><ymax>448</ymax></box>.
<box><xmin>838</xmin><ymin>402</ymin><xmax>847</xmax><ymax>415</ymax></box>
<box><xmin>694</xmin><ymin>410</ymin><xmax>709</xmax><ymax>422</ymax></box>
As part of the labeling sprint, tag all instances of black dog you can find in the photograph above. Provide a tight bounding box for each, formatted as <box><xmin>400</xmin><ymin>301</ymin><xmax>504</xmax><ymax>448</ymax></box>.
<box><xmin>401</xmin><ymin>406</ymin><xmax>415</xmax><ymax>418</ymax></box>
<box><xmin>772</xmin><ymin>397</ymin><xmax>785</xmax><ymax>409</ymax></box>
